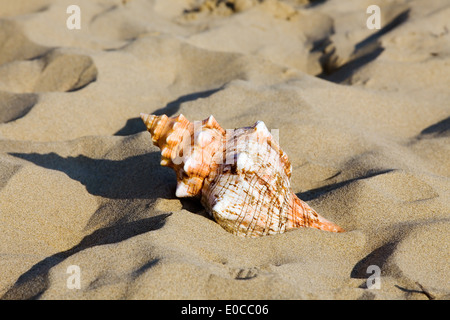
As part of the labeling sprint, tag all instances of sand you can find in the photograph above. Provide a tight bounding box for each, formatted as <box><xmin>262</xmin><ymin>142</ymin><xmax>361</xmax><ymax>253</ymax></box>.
<box><xmin>0</xmin><ymin>0</ymin><xmax>449</xmax><ymax>300</ymax></box>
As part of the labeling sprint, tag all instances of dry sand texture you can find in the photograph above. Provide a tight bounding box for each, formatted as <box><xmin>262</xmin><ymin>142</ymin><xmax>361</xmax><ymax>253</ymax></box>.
<box><xmin>0</xmin><ymin>0</ymin><xmax>449</xmax><ymax>299</ymax></box>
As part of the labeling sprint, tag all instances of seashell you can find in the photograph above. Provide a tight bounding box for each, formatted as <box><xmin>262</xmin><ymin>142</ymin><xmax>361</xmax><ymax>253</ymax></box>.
<box><xmin>140</xmin><ymin>113</ymin><xmax>345</xmax><ymax>237</ymax></box>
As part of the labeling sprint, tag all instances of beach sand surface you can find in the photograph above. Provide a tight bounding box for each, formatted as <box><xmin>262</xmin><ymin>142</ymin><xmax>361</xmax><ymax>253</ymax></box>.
<box><xmin>0</xmin><ymin>0</ymin><xmax>449</xmax><ymax>299</ymax></box>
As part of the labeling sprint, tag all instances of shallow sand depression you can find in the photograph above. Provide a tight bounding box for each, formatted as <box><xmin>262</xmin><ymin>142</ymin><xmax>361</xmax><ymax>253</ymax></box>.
<box><xmin>0</xmin><ymin>0</ymin><xmax>449</xmax><ymax>300</ymax></box>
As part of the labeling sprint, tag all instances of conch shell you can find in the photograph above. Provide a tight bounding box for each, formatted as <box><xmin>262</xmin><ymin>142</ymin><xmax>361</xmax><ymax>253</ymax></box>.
<box><xmin>140</xmin><ymin>113</ymin><xmax>344</xmax><ymax>237</ymax></box>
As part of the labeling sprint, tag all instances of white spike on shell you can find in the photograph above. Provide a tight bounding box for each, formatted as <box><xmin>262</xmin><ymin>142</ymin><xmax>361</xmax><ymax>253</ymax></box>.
<box><xmin>141</xmin><ymin>113</ymin><xmax>344</xmax><ymax>237</ymax></box>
